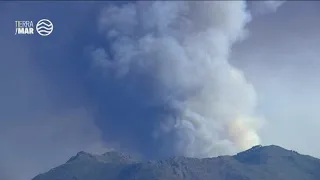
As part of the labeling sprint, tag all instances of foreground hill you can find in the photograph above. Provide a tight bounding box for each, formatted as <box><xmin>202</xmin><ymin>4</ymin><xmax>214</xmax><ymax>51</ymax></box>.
<box><xmin>32</xmin><ymin>145</ymin><xmax>320</xmax><ymax>180</ymax></box>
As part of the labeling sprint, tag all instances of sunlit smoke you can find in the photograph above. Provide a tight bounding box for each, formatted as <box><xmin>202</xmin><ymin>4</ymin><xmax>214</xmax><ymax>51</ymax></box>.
<box><xmin>89</xmin><ymin>1</ymin><xmax>263</xmax><ymax>158</ymax></box>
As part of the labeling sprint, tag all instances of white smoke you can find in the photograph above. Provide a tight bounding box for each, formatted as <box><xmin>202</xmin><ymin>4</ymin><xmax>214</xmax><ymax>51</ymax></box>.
<box><xmin>91</xmin><ymin>1</ymin><xmax>263</xmax><ymax>158</ymax></box>
<box><xmin>251</xmin><ymin>1</ymin><xmax>285</xmax><ymax>15</ymax></box>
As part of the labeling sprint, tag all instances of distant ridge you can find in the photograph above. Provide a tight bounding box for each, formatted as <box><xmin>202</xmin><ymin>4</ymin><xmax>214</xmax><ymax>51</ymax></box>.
<box><xmin>32</xmin><ymin>145</ymin><xmax>320</xmax><ymax>180</ymax></box>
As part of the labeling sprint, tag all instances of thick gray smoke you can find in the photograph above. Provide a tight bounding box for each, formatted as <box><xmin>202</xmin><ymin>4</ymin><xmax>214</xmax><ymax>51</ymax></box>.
<box><xmin>89</xmin><ymin>1</ymin><xmax>263</xmax><ymax>158</ymax></box>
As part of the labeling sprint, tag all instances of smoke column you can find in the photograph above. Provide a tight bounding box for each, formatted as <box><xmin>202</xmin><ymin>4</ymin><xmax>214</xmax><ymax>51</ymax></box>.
<box><xmin>88</xmin><ymin>1</ymin><xmax>263</xmax><ymax>158</ymax></box>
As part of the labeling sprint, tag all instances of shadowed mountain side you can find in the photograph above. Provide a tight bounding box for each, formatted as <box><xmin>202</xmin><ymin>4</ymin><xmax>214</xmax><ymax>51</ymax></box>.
<box><xmin>32</xmin><ymin>145</ymin><xmax>320</xmax><ymax>180</ymax></box>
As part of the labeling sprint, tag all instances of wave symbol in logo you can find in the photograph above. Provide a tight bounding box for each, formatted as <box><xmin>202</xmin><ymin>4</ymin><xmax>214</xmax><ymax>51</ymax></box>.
<box><xmin>36</xmin><ymin>19</ymin><xmax>53</xmax><ymax>36</ymax></box>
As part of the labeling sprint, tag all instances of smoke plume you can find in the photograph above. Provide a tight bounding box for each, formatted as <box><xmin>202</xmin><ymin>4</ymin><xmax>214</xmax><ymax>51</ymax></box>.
<box><xmin>87</xmin><ymin>1</ymin><xmax>262</xmax><ymax>158</ymax></box>
<box><xmin>250</xmin><ymin>1</ymin><xmax>285</xmax><ymax>15</ymax></box>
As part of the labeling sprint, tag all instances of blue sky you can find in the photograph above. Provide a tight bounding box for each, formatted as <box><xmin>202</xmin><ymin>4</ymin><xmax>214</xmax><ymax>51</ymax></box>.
<box><xmin>1</xmin><ymin>1</ymin><xmax>320</xmax><ymax>180</ymax></box>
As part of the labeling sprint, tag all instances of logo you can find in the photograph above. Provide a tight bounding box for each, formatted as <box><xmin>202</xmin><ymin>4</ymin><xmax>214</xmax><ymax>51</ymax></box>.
<box><xmin>36</xmin><ymin>19</ymin><xmax>53</xmax><ymax>36</ymax></box>
<box><xmin>15</xmin><ymin>19</ymin><xmax>53</xmax><ymax>36</ymax></box>
<box><xmin>15</xmin><ymin>21</ymin><xmax>34</xmax><ymax>35</ymax></box>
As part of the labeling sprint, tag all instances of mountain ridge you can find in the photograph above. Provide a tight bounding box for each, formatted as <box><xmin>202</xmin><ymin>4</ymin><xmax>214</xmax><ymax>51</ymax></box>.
<box><xmin>32</xmin><ymin>145</ymin><xmax>320</xmax><ymax>180</ymax></box>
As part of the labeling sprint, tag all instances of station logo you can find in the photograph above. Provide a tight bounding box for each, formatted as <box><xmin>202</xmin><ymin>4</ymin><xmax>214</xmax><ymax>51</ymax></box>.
<box><xmin>15</xmin><ymin>19</ymin><xmax>53</xmax><ymax>36</ymax></box>
<box><xmin>36</xmin><ymin>19</ymin><xmax>53</xmax><ymax>36</ymax></box>
<box><xmin>15</xmin><ymin>21</ymin><xmax>34</xmax><ymax>35</ymax></box>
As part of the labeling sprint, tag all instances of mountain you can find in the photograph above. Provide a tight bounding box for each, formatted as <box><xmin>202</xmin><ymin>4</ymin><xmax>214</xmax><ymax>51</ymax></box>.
<box><xmin>32</xmin><ymin>145</ymin><xmax>320</xmax><ymax>180</ymax></box>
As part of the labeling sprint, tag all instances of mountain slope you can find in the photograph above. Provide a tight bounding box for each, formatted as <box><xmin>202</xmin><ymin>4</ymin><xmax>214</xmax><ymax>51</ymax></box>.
<box><xmin>32</xmin><ymin>145</ymin><xmax>320</xmax><ymax>180</ymax></box>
